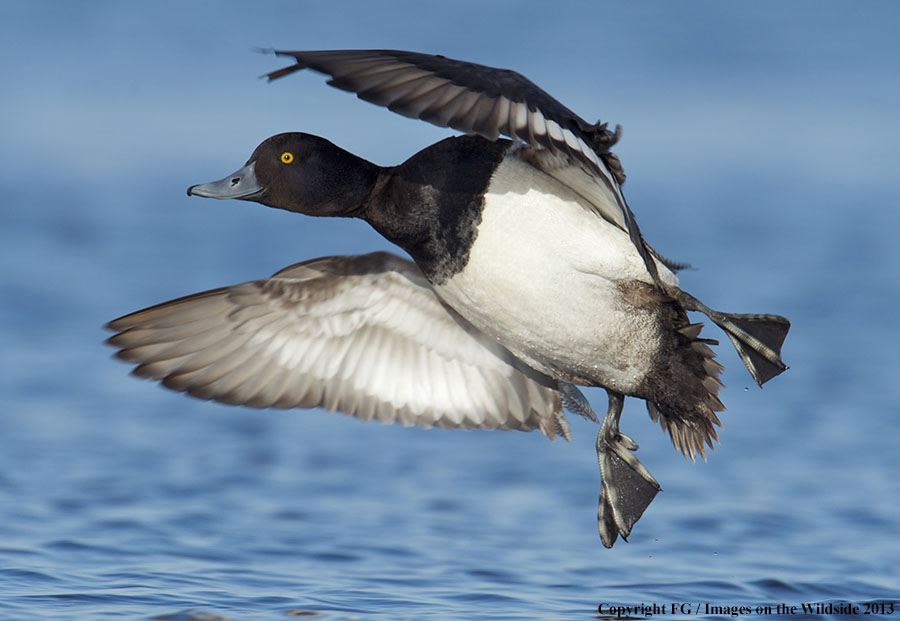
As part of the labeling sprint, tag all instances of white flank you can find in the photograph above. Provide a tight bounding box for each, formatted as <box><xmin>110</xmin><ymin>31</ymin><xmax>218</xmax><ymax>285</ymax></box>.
<box><xmin>434</xmin><ymin>155</ymin><xmax>679</xmax><ymax>394</ymax></box>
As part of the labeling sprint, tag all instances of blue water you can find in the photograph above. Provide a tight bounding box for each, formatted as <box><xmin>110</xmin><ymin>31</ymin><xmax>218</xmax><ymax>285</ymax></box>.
<box><xmin>3</xmin><ymin>3</ymin><xmax>899</xmax><ymax>619</ymax></box>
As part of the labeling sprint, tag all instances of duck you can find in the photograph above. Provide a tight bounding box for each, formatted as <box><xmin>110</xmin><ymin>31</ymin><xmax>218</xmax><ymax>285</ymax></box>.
<box><xmin>106</xmin><ymin>49</ymin><xmax>790</xmax><ymax>547</ymax></box>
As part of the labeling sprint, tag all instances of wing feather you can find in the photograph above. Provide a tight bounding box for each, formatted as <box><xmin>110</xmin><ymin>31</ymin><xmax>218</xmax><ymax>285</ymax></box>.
<box><xmin>264</xmin><ymin>49</ymin><xmax>611</xmax><ymax>173</ymax></box>
<box><xmin>107</xmin><ymin>252</ymin><xmax>569</xmax><ymax>439</ymax></box>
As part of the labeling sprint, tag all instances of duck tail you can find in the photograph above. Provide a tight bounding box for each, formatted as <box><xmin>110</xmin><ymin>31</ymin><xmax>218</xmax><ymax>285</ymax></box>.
<box><xmin>677</xmin><ymin>291</ymin><xmax>790</xmax><ymax>386</ymax></box>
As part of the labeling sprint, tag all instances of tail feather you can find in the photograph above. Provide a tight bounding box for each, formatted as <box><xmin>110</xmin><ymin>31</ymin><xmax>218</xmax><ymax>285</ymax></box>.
<box><xmin>677</xmin><ymin>291</ymin><xmax>790</xmax><ymax>386</ymax></box>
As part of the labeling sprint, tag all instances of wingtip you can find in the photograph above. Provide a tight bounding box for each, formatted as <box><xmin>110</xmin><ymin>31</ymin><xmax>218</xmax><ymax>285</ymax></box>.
<box><xmin>262</xmin><ymin>64</ymin><xmax>300</xmax><ymax>82</ymax></box>
<box><xmin>103</xmin><ymin>316</ymin><xmax>128</xmax><ymax>334</ymax></box>
<box><xmin>261</xmin><ymin>50</ymin><xmax>307</xmax><ymax>82</ymax></box>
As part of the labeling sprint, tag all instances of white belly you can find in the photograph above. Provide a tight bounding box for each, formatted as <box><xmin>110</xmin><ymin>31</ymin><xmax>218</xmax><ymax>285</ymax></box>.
<box><xmin>433</xmin><ymin>156</ymin><xmax>678</xmax><ymax>393</ymax></box>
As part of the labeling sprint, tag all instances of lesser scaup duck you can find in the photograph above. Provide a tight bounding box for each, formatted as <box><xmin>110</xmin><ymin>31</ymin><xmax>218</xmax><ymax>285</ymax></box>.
<box><xmin>107</xmin><ymin>50</ymin><xmax>790</xmax><ymax>547</ymax></box>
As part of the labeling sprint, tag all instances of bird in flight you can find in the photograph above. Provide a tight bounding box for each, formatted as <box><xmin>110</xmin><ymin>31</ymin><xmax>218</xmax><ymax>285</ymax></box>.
<box><xmin>107</xmin><ymin>50</ymin><xmax>790</xmax><ymax>547</ymax></box>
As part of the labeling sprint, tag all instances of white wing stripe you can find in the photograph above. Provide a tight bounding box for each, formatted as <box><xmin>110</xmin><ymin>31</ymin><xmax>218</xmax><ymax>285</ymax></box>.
<box><xmin>547</xmin><ymin>119</ymin><xmax>564</xmax><ymax>142</ymax></box>
<box><xmin>578</xmin><ymin>137</ymin><xmax>602</xmax><ymax>167</ymax></box>
<box><xmin>562</xmin><ymin>128</ymin><xmax>581</xmax><ymax>150</ymax></box>
<box><xmin>529</xmin><ymin>109</ymin><xmax>547</xmax><ymax>138</ymax></box>
<box><xmin>513</xmin><ymin>102</ymin><xmax>529</xmax><ymax>133</ymax></box>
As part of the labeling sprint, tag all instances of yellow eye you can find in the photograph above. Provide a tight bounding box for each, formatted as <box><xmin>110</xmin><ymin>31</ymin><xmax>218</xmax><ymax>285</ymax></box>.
<box><xmin>280</xmin><ymin>152</ymin><xmax>294</xmax><ymax>164</ymax></box>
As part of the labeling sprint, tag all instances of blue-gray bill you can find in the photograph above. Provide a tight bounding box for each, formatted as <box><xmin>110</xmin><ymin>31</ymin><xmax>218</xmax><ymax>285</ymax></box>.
<box><xmin>187</xmin><ymin>161</ymin><xmax>264</xmax><ymax>200</ymax></box>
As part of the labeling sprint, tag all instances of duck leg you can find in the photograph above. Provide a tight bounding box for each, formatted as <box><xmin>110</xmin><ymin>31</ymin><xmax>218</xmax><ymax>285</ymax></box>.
<box><xmin>597</xmin><ymin>391</ymin><xmax>661</xmax><ymax>548</ymax></box>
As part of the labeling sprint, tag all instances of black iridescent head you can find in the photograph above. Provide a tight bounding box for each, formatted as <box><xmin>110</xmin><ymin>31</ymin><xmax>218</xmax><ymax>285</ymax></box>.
<box><xmin>188</xmin><ymin>132</ymin><xmax>378</xmax><ymax>217</ymax></box>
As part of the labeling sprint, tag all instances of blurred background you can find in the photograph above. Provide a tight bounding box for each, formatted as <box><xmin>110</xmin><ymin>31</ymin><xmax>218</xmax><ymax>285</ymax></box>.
<box><xmin>2</xmin><ymin>1</ymin><xmax>898</xmax><ymax>619</ymax></box>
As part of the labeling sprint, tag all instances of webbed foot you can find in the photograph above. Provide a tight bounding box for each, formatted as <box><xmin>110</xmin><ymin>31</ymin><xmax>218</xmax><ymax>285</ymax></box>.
<box><xmin>676</xmin><ymin>290</ymin><xmax>790</xmax><ymax>386</ymax></box>
<box><xmin>597</xmin><ymin>391</ymin><xmax>661</xmax><ymax>548</ymax></box>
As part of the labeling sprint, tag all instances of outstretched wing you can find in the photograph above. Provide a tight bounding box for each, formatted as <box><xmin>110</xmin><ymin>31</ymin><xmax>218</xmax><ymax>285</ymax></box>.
<box><xmin>264</xmin><ymin>49</ymin><xmax>663</xmax><ymax>284</ymax></box>
<box><xmin>106</xmin><ymin>252</ymin><xmax>571</xmax><ymax>440</ymax></box>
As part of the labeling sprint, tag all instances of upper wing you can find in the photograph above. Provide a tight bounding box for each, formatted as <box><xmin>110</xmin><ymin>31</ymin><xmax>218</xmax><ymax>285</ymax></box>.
<box><xmin>264</xmin><ymin>49</ymin><xmax>663</xmax><ymax>283</ymax></box>
<box><xmin>106</xmin><ymin>252</ymin><xmax>571</xmax><ymax>440</ymax></box>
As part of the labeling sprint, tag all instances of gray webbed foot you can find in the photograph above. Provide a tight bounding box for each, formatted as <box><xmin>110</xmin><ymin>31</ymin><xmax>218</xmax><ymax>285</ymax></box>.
<box><xmin>597</xmin><ymin>391</ymin><xmax>661</xmax><ymax>548</ymax></box>
<box><xmin>676</xmin><ymin>290</ymin><xmax>790</xmax><ymax>386</ymax></box>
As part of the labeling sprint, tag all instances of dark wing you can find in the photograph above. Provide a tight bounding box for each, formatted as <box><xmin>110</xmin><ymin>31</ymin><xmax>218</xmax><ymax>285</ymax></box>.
<box><xmin>106</xmin><ymin>252</ymin><xmax>571</xmax><ymax>440</ymax></box>
<box><xmin>265</xmin><ymin>50</ymin><xmax>618</xmax><ymax>169</ymax></box>
<box><xmin>264</xmin><ymin>49</ymin><xmax>663</xmax><ymax>284</ymax></box>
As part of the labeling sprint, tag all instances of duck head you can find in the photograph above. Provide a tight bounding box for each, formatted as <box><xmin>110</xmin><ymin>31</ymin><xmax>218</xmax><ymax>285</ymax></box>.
<box><xmin>187</xmin><ymin>132</ymin><xmax>379</xmax><ymax>217</ymax></box>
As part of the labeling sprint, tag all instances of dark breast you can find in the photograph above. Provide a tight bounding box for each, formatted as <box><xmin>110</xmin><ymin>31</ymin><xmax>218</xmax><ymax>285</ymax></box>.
<box><xmin>364</xmin><ymin>135</ymin><xmax>511</xmax><ymax>284</ymax></box>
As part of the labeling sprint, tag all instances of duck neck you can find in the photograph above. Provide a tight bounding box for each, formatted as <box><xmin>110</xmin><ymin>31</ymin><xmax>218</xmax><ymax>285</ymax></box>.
<box><xmin>361</xmin><ymin>136</ymin><xmax>510</xmax><ymax>282</ymax></box>
<box><xmin>315</xmin><ymin>150</ymin><xmax>382</xmax><ymax>219</ymax></box>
